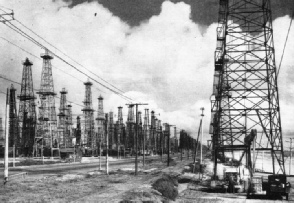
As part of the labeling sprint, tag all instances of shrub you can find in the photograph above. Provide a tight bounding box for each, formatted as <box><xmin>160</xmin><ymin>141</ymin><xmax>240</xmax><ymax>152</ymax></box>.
<box><xmin>152</xmin><ymin>175</ymin><xmax>178</xmax><ymax>200</ymax></box>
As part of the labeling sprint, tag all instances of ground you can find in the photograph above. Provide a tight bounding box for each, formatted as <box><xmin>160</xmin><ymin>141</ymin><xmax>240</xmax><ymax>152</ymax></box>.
<box><xmin>1</xmin><ymin>154</ymin><xmax>294</xmax><ymax>202</ymax></box>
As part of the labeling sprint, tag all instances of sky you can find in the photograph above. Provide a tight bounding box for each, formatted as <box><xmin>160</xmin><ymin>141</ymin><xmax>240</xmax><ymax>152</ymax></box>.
<box><xmin>0</xmin><ymin>0</ymin><xmax>293</xmax><ymax>144</ymax></box>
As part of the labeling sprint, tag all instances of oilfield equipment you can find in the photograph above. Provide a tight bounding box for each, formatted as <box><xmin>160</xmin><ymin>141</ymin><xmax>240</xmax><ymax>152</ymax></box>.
<box><xmin>210</xmin><ymin>0</ymin><xmax>290</xmax><ymax>199</ymax></box>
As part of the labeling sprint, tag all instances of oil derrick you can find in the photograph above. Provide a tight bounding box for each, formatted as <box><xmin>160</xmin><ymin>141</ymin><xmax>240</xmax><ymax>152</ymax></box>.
<box><xmin>174</xmin><ymin>126</ymin><xmax>178</xmax><ymax>153</ymax></box>
<box><xmin>75</xmin><ymin>116</ymin><xmax>81</xmax><ymax>145</ymax></box>
<box><xmin>36</xmin><ymin>49</ymin><xmax>58</xmax><ymax>155</ymax></box>
<box><xmin>210</xmin><ymin>0</ymin><xmax>285</xmax><ymax>175</ymax></box>
<box><xmin>108</xmin><ymin>111</ymin><xmax>114</xmax><ymax>149</ymax></box>
<box><xmin>66</xmin><ymin>103</ymin><xmax>73</xmax><ymax>145</ymax></box>
<box><xmin>171</xmin><ymin>126</ymin><xmax>178</xmax><ymax>153</ymax></box>
<box><xmin>150</xmin><ymin>111</ymin><xmax>156</xmax><ymax>153</ymax></box>
<box><xmin>138</xmin><ymin>111</ymin><xmax>143</xmax><ymax>151</ymax></box>
<box><xmin>81</xmin><ymin>80</ymin><xmax>95</xmax><ymax>148</ymax></box>
<box><xmin>127</xmin><ymin>105</ymin><xmax>135</xmax><ymax>151</ymax></box>
<box><xmin>96</xmin><ymin>96</ymin><xmax>104</xmax><ymax>150</ymax></box>
<box><xmin>57</xmin><ymin>88</ymin><xmax>69</xmax><ymax>148</ymax></box>
<box><xmin>18</xmin><ymin>58</ymin><xmax>36</xmax><ymax>156</ymax></box>
<box><xmin>157</xmin><ymin>119</ymin><xmax>163</xmax><ymax>154</ymax></box>
<box><xmin>116</xmin><ymin>107</ymin><xmax>123</xmax><ymax>150</ymax></box>
<box><xmin>9</xmin><ymin>84</ymin><xmax>19</xmax><ymax>150</ymax></box>
<box><xmin>144</xmin><ymin>109</ymin><xmax>150</xmax><ymax>152</ymax></box>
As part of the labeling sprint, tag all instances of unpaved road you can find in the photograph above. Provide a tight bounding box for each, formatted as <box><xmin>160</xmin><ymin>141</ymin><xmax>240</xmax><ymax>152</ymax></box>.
<box><xmin>0</xmin><ymin>155</ymin><xmax>163</xmax><ymax>178</ymax></box>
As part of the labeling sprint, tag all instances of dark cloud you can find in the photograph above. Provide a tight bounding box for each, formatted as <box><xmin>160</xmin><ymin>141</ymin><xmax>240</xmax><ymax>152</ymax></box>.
<box><xmin>59</xmin><ymin>0</ymin><xmax>294</xmax><ymax>27</ymax></box>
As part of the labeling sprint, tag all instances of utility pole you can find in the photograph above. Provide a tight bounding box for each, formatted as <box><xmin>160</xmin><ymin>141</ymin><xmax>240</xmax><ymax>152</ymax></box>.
<box><xmin>1</xmin><ymin>9</ymin><xmax>13</xmax><ymax>185</ymax></box>
<box><xmin>290</xmin><ymin>138</ymin><xmax>293</xmax><ymax>175</ymax></box>
<box><xmin>200</xmin><ymin>107</ymin><xmax>204</xmax><ymax>166</ymax></box>
<box><xmin>126</xmin><ymin>103</ymin><xmax>148</xmax><ymax>175</ymax></box>
<box><xmin>163</xmin><ymin>123</ymin><xmax>174</xmax><ymax>167</ymax></box>
<box><xmin>105</xmin><ymin>114</ymin><xmax>109</xmax><ymax>174</ymax></box>
<box><xmin>4</xmin><ymin>88</ymin><xmax>10</xmax><ymax>184</ymax></box>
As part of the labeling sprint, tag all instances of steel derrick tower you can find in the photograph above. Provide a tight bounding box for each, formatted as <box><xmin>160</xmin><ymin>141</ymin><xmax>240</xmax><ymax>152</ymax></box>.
<box><xmin>37</xmin><ymin>49</ymin><xmax>57</xmax><ymax>150</ymax></box>
<box><xmin>82</xmin><ymin>80</ymin><xmax>95</xmax><ymax>148</ymax></box>
<box><xmin>18</xmin><ymin>58</ymin><xmax>37</xmax><ymax>155</ymax></box>
<box><xmin>210</xmin><ymin>0</ymin><xmax>285</xmax><ymax>175</ymax></box>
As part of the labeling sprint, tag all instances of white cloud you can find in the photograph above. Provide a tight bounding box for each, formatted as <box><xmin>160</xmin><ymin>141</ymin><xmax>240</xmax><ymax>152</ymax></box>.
<box><xmin>0</xmin><ymin>0</ymin><xmax>293</xmax><ymax>143</ymax></box>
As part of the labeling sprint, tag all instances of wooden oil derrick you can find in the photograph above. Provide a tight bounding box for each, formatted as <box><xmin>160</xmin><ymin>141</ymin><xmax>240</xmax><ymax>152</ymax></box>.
<box><xmin>18</xmin><ymin>58</ymin><xmax>36</xmax><ymax>156</ymax></box>
<box><xmin>96</xmin><ymin>95</ymin><xmax>104</xmax><ymax>156</ymax></box>
<box><xmin>57</xmin><ymin>88</ymin><xmax>69</xmax><ymax>148</ymax></box>
<box><xmin>36</xmin><ymin>49</ymin><xmax>58</xmax><ymax>157</ymax></box>
<box><xmin>126</xmin><ymin>105</ymin><xmax>135</xmax><ymax>153</ymax></box>
<box><xmin>81</xmin><ymin>79</ymin><xmax>95</xmax><ymax>149</ymax></box>
<box><xmin>8</xmin><ymin>84</ymin><xmax>19</xmax><ymax>152</ymax></box>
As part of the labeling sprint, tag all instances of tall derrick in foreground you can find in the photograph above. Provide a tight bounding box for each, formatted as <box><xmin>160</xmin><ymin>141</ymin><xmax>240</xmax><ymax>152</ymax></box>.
<box><xmin>96</xmin><ymin>96</ymin><xmax>104</xmax><ymax>147</ymax></box>
<box><xmin>82</xmin><ymin>79</ymin><xmax>94</xmax><ymax>148</ymax></box>
<box><xmin>36</xmin><ymin>49</ymin><xmax>57</xmax><ymax>150</ymax></box>
<box><xmin>18</xmin><ymin>58</ymin><xmax>36</xmax><ymax>156</ymax></box>
<box><xmin>210</xmin><ymin>0</ymin><xmax>285</xmax><ymax>175</ymax></box>
<box><xmin>57</xmin><ymin>88</ymin><xmax>69</xmax><ymax>147</ymax></box>
<box><xmin>9</xmin><ymin>84</ymin><xmax>19</xmax><ymax>149</ymax></box>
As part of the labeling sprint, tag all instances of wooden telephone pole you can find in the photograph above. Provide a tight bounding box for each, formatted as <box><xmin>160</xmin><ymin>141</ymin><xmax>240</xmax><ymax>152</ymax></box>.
<box><xmin>126</xmin><ymin>103</ymin><xmax>148</xmax><ymax>175</ymax></box>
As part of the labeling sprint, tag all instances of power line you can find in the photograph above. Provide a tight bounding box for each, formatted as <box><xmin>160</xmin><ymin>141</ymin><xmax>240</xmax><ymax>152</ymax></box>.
<box><xmin>13</xmin><ymin>17</ymin><xmax>127</xmax><ymax>95</ymax></box>
<box><xmin>0</xmin><ymin>8</ymin><xmax>133</xmax><ymax>102</ymax></box>
<box><xmin>0</xmin><ymin>36</ymin><xmax>106</xmax><ymax>94</ymax></box>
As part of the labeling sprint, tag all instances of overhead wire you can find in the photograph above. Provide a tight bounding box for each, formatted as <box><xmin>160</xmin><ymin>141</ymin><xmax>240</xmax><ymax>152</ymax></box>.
<box><xmin>0</xmin><ymin>36</ymin><xmax>106</xmax><ymax>94</ymax></box>
<box><xmin>4</xmin><ymin>20</ymin><xmax>132</xmax><ymax>101</ymax></box>
<box><xmin>0</xmin><ymin>8</ymin><xmax>133</xmax><ymax>102</ymax></box>
<box><xmin>13</xmin><ymin>17</ymin><xmax>127</xmax><ymax>95</ymax></box>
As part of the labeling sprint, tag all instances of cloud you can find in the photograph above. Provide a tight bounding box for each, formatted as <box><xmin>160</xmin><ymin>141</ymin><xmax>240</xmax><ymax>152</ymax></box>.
<box><xmin>0</xmin><ymin>0</ymin><xmax>293</xmax><ymax>144</ymax></box>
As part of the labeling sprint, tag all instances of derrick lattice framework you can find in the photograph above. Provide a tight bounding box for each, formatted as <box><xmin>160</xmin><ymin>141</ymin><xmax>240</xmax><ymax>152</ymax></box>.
<box><xmin>116</xmin><ymin>106</ymin><xmax>123</xmax><ymax>147</ymax></box>
<box><xmin>37</xmin><ymin>49</ymin><xmax>57</xmax><ymax>148</ymax></box>
<box><xmin>82</xmin><ymin>80</ymin><xmax>94</xmax><ymax>147</ymax></box>
<box><xmin>210</xmin><ymin>0</ymin><xmax>285</xmax><ymax>175</ymax></box>
<box><xmin>57</xmin><ymin>88</ymin><xmax>71</xmax><ymax>148</ymax></box>
<box><xmin>144</xmin><ymin>109</ymin><xmax>150</xmax><ymax>151</ymax></box>
<box><xmin>18</xmin><ymin>58</ymin><xmax>37</xmax><ymax>155</ymax></box>
<box><xmin>96</xmin><ymin>95</ymin><xmax>104</xmax><ymax>145</ymax></box>
<box><xmin>127</xmin><ymin>105</ymin><xmax>135</xmax><ymax>149</ymax></box>
<box><xmin>9</xmin><ymin>84</ymin><xmax>19</xmax><ymax>149</ymax></box>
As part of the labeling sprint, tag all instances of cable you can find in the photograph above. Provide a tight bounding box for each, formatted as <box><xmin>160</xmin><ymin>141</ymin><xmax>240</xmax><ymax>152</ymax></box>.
<box><xmin>0</xmin><ymin>8</ymin><xmax>132</xmax><ymax>101</ymax></box>
<box><xmin>13</xmin><ymin>17</ymin><xmax>127</xmax><ymax>95</ymax></box>
<box><xmin>4</xmin><ymin>20</ymin><xmax>132</xmax><ymax>101</ymax></box>
<box><xmin>0</xmin><ymin>36</ymin><xmax>105</xmax><ymax>94</ymax></box>
<box><xmin>277</xmin><ymin>12</ymin><xmax>294</xmax><ymax>77</ymax></box>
